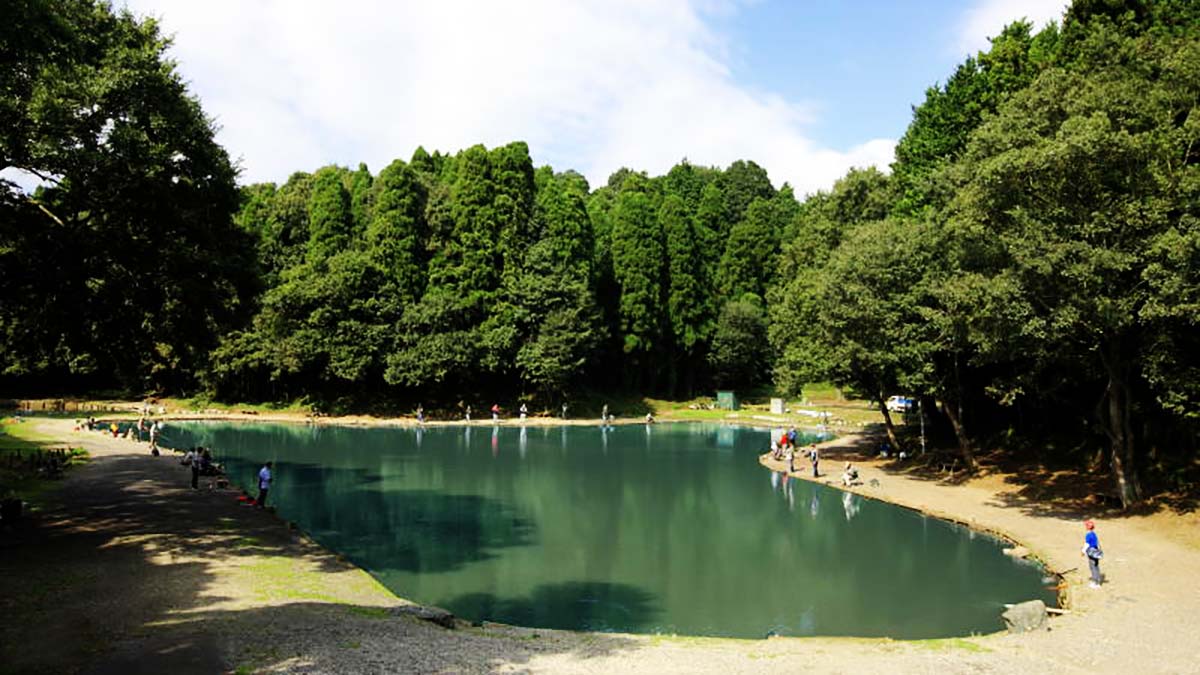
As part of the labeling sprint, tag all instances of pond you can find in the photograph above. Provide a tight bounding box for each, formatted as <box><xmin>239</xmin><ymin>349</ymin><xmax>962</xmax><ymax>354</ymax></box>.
<box><xmin>166</xmin><ymin>421</ymin><xmax>1056</xmax><ymax>639</ymax></box>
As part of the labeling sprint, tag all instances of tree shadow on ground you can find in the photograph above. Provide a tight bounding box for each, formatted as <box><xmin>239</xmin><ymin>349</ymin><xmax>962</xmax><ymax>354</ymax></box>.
<box><xmin>817</xmin><ymin>427</ymin><xmax>1200</xmax><ymax>519</ymax></box>
<box><xmin>0</xmin><ymin>437</ymin><xmax>645</xmax><ymax>674</ymax></box>
<box><xmin>986</xmin><ymin>459</ymin><xmax>1200</xmax><ymax>519</ymax></box>
<box><xmin>83</xmin><ymin>600</ymin><xmax>646</xmax><ymax>675</ymax></box>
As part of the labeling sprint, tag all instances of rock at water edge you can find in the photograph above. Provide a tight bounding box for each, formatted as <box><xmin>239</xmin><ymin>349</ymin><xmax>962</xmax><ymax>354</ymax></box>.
<box><xmin>390</xmin><ymin>604</ymin><xmax>458</xmax><ymax>629</ymax></box>
<box><xmin>1001</xmin><ymin>599</ymin><xmax>1048</xmax><ymax>634</ymax></box>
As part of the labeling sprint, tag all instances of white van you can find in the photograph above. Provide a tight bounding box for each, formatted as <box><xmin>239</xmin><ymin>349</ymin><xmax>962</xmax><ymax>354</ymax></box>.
<box><xmin>886</xmin><ymin>396</ymin><xmax>915</xmax><ymax>413</ymax></box>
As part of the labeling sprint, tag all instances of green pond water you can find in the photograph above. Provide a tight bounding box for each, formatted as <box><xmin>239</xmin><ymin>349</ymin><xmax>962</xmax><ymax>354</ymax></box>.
<box><xmin>167</xmin><ymin>421</ymin><xmax>1056</xmax><ymax>639</ymax></box>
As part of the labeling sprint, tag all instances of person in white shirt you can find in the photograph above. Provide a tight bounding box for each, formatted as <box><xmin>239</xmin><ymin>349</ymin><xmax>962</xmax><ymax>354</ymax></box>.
<box><xmin>842</xmin><ymin>462</ymin><xmax>859</xmax><ymax>486</ymax></box>
<box><xmin>185</xmin><ymin>449</ymin><xmax>200</xmax><ymax>489</ymax></box>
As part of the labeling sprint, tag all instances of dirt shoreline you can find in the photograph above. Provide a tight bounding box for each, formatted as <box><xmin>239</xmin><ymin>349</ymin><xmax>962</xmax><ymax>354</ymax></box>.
<box><xmin>3</xmin><ymin>417</ymin><xmax>1198</xmax><ymax>673</ymax></box>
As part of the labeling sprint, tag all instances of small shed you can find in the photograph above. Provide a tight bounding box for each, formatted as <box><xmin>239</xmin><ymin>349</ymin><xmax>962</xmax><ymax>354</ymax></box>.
<box><xmin>770</xmin><ymin>398</ymin><xmax>785</xmax><ymax>414</ymax></box>
<box><xmin>716</xmin><ymin>391</ymin><xmax>739</xmax><ymax>410</ymax></box>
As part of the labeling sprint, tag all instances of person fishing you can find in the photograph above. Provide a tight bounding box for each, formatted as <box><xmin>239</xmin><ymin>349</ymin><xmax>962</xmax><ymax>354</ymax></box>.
<box><xmin>1082</xmin><ymin>519</ymin><xmax>1104</xmax><ymax>588</ymax></box>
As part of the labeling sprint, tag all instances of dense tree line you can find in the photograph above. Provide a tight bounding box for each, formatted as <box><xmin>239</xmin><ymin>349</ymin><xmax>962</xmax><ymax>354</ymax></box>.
<box><xmin>208</xmin><ymin>149</ymin><xmax>791</xmax><ymax>405</ymax></box>
<box><xmin>771</xmin><ymin>0</ymin><xmax>1200</xmax><ymax>507</ymax></box>
<box><xmin>3</xmin><ymin>0</ymin><xmax>1198</xmax><ymax>505</ymax></box>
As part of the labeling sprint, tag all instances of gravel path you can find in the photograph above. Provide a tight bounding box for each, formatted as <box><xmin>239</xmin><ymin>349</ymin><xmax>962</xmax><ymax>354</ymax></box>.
<box><xmin>2</xmin><ymin>418</ymin><xmax>1198</xmax><ymax>674</ymax></box>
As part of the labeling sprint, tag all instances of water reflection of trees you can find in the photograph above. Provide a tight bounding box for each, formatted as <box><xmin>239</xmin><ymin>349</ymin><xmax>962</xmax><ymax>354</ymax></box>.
<box><xmin>285</xmin><ymin>464</ymin><xmax>536</xmax><ymax>574</ymax></box>
<box><xmin>444</xmin><ymin>582</ymin><xmax>658</xmax><ymax>633</ymax></box>
<box><xmin>175</xmin><ymin>422</ymin><xmax>1054</xmax><ymax>638</ymax></box>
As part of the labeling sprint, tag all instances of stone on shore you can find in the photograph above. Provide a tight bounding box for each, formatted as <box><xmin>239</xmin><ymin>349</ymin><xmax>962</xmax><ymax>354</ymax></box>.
<box><xmin>1001</xmin><ymin>600</ymin><xmax>1048</xmax><ymax>634</ymax></box>
<box><xmin>390</xmin><ymin>604</ymin><xmax>458</xmax><ymax>629</ymax></box>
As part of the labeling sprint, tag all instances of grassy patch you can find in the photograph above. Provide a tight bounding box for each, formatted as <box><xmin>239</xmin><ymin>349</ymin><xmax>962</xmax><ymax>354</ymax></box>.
<box><xmin>239</xmin><ymin>555</ymin><xmax>394</xmax><ymax>607</ymax></box>
<box><xmin>643</xmin><ymin>389</ymin><xmax>883</xmax><ymax>430</ymax></box>
<box><xmin>0</xmin><ymin>418</ymin><xmax>62</xmax><ymax>448</ymax></box>
<box><xmin>242</xmin><ymin>556</ymin><xmax>341</xmax><ymax>604</ymax></box>
<box><xmin>915</xmin><ymin>637</ymin><xmax>990</xmax><ymax>653</ymax></box>
<box><xmin>646</xmin><ymin>634</ymin><xmax>720</xmax><ymax>647</ymax></box>
<box><xmin>344</xmin><ymin>605</ymin><xmax>389</xmax><ymax>619</ymax></box>
<box><xmin>1</xmin><ymin>420</ymin><xmax>88</xmax><ymax>509</ymax></box>
<box><xmin>168</xmin><ymin>397</ymin><xmax>315</xmax><ymax>415</ymax></box>
<box><xmin>657</xmin><ymin>408</ymin><xmax>737</xmax><ymax>422</ymax></box>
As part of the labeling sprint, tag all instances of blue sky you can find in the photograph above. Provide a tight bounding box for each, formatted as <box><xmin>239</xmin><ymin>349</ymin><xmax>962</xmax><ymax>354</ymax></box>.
<box><xmin>717</xmin><ymin>2</ymin><xmax>976</xmax><ymax>151</ymax></box>
<box><xmin>108</xmin><ymin>0</ymin><xmax>1066</xmax><ymax>196</ymax></box>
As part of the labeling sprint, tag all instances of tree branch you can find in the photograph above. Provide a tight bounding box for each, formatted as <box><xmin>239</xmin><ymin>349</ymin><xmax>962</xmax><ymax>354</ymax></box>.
<box><xmin>27</xmin><ymin>197</ymin><xmax>66</xmax><ymax>227</ymax></box>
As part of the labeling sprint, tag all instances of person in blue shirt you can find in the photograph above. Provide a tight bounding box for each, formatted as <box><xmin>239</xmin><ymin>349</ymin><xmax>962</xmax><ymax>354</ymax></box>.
<box><xmin>1083</xmin><ymin>519</ymin><xmax>1103</xmax><ymax>588</ymax></box>
<box><xmin>257</xmin><ymin>461</ymin><xmax>273</xmax><ymax>508</ymax></box>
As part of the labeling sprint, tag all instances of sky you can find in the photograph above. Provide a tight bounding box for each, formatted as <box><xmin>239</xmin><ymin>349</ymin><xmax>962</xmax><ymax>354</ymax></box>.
<box><xmin>111</xmin><ymin>0</ymin><xmax>1068</xmax><ymax>196</ymax></box>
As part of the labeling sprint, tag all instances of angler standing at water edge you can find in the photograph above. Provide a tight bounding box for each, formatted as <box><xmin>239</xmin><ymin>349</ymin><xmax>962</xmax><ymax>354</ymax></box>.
<box><xmin>257</xmin><ymin>461</ymin><xmax>273</xmax><ymax>508</ymax></box>
<box><xmin>1083</xmin><ymin>520</ymin><xmax>1104</xmax><ymax>588</ymax></box>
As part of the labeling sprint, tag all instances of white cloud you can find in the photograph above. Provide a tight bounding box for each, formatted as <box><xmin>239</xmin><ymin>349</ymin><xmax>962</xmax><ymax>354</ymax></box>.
<box><xmin>121</xmin><ymin>0</ymin><xmax>893</xmax><ymax>194</ymax></box>
<box><xmin>957</xmin><ymin>0</ymin><xmax>1067</xmax><ymax>56</ymax></box>
<box><xmin>1</xmin><ymin>167</ymin><xmax>54</xmax><ymax>194</ymax></box>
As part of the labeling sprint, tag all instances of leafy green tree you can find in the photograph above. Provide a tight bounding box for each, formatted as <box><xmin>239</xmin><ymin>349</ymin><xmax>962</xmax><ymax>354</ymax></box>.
<box><xmin>0</xmin><ymin>0</ymin><xmax>255</xmax><ymax>393</ymax></box>
<box><xmin>891</xmin><ymin>21</ymin><xmax>1052</xmax><ymax>216</ymax></box>
<box><xmin>661</xmin><ymin>194</ymin><xmax>713</xmax><ymax>394</ymax></box>
<box><xmin>718</xmin><ymin>159</ymin><xmax>775</xmax><ymax>227</ymax></box>
<box><xmin>693</xmin><ymin>182</ymin><xmax>727</xmax><ymax>272</ymax></box>
<box><xmin>800</xmin><ymin>221</ymin><xmax>941</xmax><ymax>456</ymax></box>
<box><xmin>306</xmin><ymin>166</ymin><xmax>355</xmax><ymax>263</ymax></box>
<box><xmin>708</xmin><ymin>296</ymin><xmax>769</xmax><ymax>389</ymax></box>
<box><xmin>510</xmin><ymin>238</ymin><xmax>603</xmax><ymax>397</ymax></box>
<box><xmin>257</xmin><ymin>251</ymin><xmax>390</xmax><ymax>386</ymax></box>
<box><xmin>950</xmin><ymin>24</ymin><xmax>1200</xmax><ymax>504</ymax></box>
<box><xmin>716</xmin><ymin>197</ymin><xmax>783</xmax><ymax>300</ymax></box>
<box><xmin>536</xmin><ymin>171</ymin><xmax>594</xmax><ymax>281</ymax></box>
<box><xmin>368</xmin><ymin>159</ymin><xmax>428</xmax><ymax>306</ymax></box>
<box><xmin>508</xmin><ymin>171</ymin><xmax>603</xmax><ymax>396</ymax></box>
<box><xmin>664</xmin><ymin>159</ymin><xmax>718</xmax><ymax>214</ymax></box>
<box><xmin>256</xmin><ymin>172</ymin><xmax>314</xmax><ymax>283</ymax></box>
<box><xmin>610</xmin><ymin>177</ymin><xmax>666</xmax><ymax>387</ymax></box>
<box><xmin>347</xmin><ymin>162</ymin><xmax>374</xmax><ymax>232</ymax></box>
<box><xmin>490</xmin><ymin>142</ymin><xmax>537</xmax><ymax>283</ymax></box>
<box><xmin>386</xmin><ymin>146</ymin><xmax>497</xmax><ymax>390</ymax></box>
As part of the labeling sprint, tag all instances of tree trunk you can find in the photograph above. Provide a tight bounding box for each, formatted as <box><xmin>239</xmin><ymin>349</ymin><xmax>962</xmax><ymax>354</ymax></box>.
<box><xmin>874</xmin><ymin>392</ymin><xmax>901</xmax><ymax>453</ymax></box>
<box><xmin>952</xmin><ymin>352</ymin><xmax>977</xmax><ymax>471</ymax></box>
<box><xmin>940</xmin><ymin>397</ymin><xmax>979</xmax><ymax>472</ymax></box>
<box><xmin>1102</xmin><ymin>341</ymin><xmax>1142</xmax><ymax>509</ymax></box>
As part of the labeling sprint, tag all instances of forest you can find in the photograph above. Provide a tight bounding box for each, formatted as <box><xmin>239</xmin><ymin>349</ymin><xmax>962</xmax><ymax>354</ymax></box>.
<box><xmin>2</xmin><ymin>0</ymin><xmax>1199</xmax><ymax>506</ymax></box>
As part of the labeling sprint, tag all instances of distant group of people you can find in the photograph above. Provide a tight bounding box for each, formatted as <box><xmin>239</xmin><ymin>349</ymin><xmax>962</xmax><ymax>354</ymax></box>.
<box><xmin>768</xmin><ymin>430</ymin><xmax>861</xmax><ymax>487</ymax></box>
<box><xmin>181</xmin><ymin>446</ymin><xmax>221</xmax><ymax>489</ymax></box>
<box><xmin>770</xmin><ymin>429</ymin><xmax>822</xmax><ymax>477</ymax></box>
<box><xmin>73</xmin><ymin>411</ymin><xmax>281</xmax><ymax>511</ymax></box>
<box><xmin>418</xmin><ymin>402</ymin><xmax>618</xmax><ymax>423</ymax></box>
<box><xmin>76</xmin><ymin>416</ymin><xmax>165</xmax><ymax>455</ymax></box>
